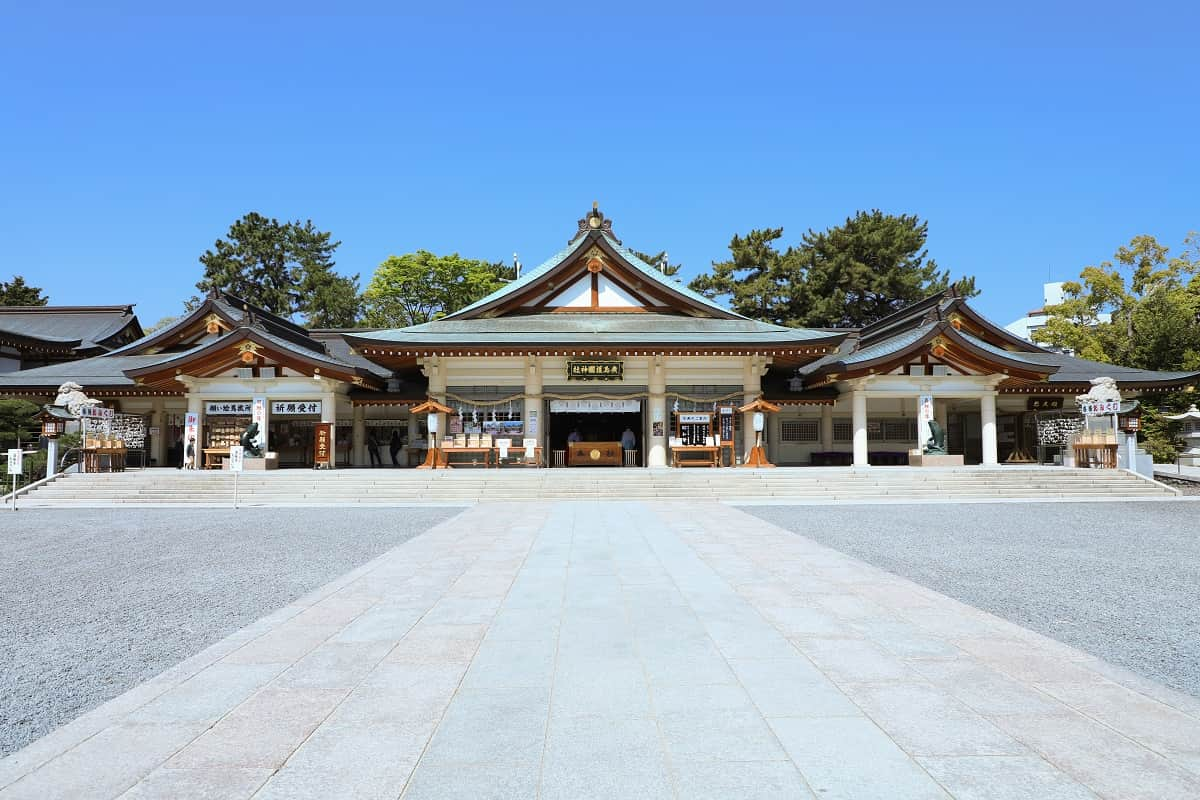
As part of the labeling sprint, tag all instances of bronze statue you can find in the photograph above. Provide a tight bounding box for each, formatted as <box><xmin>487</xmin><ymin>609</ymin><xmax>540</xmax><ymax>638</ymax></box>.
<box><xmin>924</xmin><ymin>419</ymin><xmax>948</xmax><ymax>455</ymax></box>
<box><xmin>240</xmin><ymin>422</ymin><xmax>264</xmax><ymax>457</ymax></box>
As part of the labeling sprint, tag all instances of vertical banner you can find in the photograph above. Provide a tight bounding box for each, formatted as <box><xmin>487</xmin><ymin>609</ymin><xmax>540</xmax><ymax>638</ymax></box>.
<box><xmin>314</xmin><ymin>422</ymin><xmax>333</xmax><ymax>467</ymax></box>
<box><xmin>251</xmin><ymin>396</ymin><xmax>268</xmax><ymax>452</ymax></box>
<box><xmin>527</xmin><ymin>410</ymin><xmax>538</xmax><ymax>437</ymax></box>
<box><xmin>184</xmin><ymin>412</ymin><xmax>199</xmax><ymax>463</ymax></box>
<box><xmin>918</xmin><ymin>395</ymin><xmax>935</xmax><ymax>445</ymax></box>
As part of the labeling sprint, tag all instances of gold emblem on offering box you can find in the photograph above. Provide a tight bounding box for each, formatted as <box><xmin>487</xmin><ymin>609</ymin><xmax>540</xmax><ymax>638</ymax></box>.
<box><xmin>567</xmin><ymin>360</ymin><xmax>623</xmax><ymax>381</ymax></box>
<box><xmin>589</xmin><ymin>449</ymin><xmax>601</xmax><ymax>461</ymax></box>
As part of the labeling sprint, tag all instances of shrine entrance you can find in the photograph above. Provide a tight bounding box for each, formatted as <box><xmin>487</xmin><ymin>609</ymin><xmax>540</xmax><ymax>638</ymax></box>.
<box><xmin>547</xmin><ymin>399</ymin><xmax>643</xmax><ymax>467</ymax></box>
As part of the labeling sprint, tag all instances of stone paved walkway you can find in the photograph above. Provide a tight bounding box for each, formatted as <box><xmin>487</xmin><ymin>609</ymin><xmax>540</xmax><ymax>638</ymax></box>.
<box><xmin>3</xmin><ymin>501</ymin><xmax>1199</xmax><ymax>799</ymax></box>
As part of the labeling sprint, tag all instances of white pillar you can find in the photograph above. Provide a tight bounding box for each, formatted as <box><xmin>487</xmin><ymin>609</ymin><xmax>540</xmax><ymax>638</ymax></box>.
<box><xmin>425</xmin><ymin>357</ymin><xmax>447</xmax><ymax>452</ymax></box>
<box><xmin>980</xmin><ymin>392</ymin><xmax>998</xmax><ymax>466</ymax></box>
<box><xmin>820</xmin><ymin>404</ymin><xmax>834</xmax><ymax>450</ymax></box>
<box><xmin>352</xmin><ymin>405</ymin><xmax>365</xmax><ymax>466</ymax></box>
<box><xmin>523</xmin><ymin>357</ymin><xmax>543</xmax><ymax>457</ymax></box>
<box><xmin>852</xmin><ymin>390</ymin><xmax>868</xmax><ymax>467</ymax></box>
<box><xmin>648</xmin><ymin>357</ymin><xmax>667</xmax><ymax>467</ymax></box>
<box><xmin>151</xmin><ymin>398</ymin><xmax>166</xmax><ymax>467</ymax></box>
<box><xmin>742</xmin><ymin>357</ymin><xmax>760</xmax><ymax>460</ymax></box>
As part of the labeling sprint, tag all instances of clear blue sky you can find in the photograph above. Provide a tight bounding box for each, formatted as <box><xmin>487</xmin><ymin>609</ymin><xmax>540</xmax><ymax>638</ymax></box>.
<box><xmin>3</xmin><ymin>1</ymin><xmax>1197</xmax><ymax>327</ymax></box>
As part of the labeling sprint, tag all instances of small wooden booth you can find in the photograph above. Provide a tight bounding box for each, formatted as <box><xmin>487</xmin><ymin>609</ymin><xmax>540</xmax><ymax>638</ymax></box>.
<box><xmin>671</xmin><ymin>411</ymin><xmax>720</xmax><ymax>467</ymax></box>
<box><xmin>738</xmin><ymin>398</ymin><xmax>780</xmax><ymax>468</ymax></box>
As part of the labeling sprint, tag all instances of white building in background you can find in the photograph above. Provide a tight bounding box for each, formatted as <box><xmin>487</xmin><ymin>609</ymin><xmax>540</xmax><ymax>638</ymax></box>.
<box><xmin>1004</xmin><ymin>282</ymin><xmax>1110</xmax><ymax>354</ymax></box>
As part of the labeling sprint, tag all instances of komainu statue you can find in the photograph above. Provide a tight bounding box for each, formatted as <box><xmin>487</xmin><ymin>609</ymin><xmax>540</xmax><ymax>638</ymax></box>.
<box><xmin>923</xmin><ymin>419</ymin><xmax>948</xmax><ymax>455</ymax></box>
<box><xmin>53</xmin><ymin>382</ymin><xmax>101</xmax><ymax>416</ymax></box>
<box><xmin>240</xmin><ymin>422</ymin><xmax>264</xmax><ymax>457</ymax></box>
<box><xmin>1077</xmin><ymin>376</ymin><xmax>1121</xmax><ymax>404</ymax></box>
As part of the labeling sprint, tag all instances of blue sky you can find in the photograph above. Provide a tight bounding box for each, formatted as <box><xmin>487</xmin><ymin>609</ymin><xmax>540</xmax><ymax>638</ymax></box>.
<box><xmin>2</xmin><ymin>1</ymin><xmax>1197</xmax><ymax>327</ymax></box>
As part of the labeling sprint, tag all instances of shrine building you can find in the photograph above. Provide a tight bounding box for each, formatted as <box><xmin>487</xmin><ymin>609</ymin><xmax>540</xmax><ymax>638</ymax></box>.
<box><xmin>1</xmin><ymin>205</ymin><xmax>1197</xmax><ymax>470</ymax></box>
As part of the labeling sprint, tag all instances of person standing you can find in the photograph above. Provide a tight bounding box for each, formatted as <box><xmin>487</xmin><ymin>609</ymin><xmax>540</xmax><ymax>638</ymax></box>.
<box><xmin>620</xmin><ymin>426</ymin><xmax>636</xmax><ymax>451</ymax></box>
<box><xmin>367</xmin><ymin>430</ymin><xmax>382</xmax><ymax>467</ymax></box>
<box><xmin>389</xmin><ymin>429</ymin><xmax>402</xmax><ymax>467</ymax></box>
<box><xmin>183</xmin><ymin>435</ymin><xmax>196</xmax><ymax>470</ymax></box>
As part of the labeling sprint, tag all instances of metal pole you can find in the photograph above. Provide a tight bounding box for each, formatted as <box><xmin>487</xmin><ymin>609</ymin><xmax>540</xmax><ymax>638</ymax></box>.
<box><xmin>233</xmin><ymin>470</ymin><xmax>239</xmax><ymax>509</ymax></box>
<box><xmin>11</xmin><ymin>474</ymin><xmax>16</xmax><ymax>512</ymax></box>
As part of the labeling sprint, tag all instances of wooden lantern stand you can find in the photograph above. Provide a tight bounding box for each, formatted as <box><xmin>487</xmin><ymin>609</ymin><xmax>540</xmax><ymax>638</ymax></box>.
<box><xmin>409</xmin><ymin>398</ymin><xmax>454</xmax><ymax>469</ymax></box>
<box><xmin>738</xmin><ymin>397</ymin><xmax>780</xmax><ymax>468</ymax></box>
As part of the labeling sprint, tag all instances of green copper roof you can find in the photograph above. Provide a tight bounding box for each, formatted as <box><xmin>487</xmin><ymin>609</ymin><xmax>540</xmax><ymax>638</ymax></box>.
<box><xmin>443</xmin><ymin>231</ymin><xmax>740</xmax><ymax>320</ymax></box>
<box><xmin>349</xmin><ymin>313</ymin><xmax>841</xmax><ymax>347</ymax></box>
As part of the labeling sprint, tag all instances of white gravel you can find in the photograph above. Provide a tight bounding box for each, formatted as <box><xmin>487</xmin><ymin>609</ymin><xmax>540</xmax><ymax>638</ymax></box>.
<box><xmin>0</xmin><ymin>506</ymin><xmax>463</xmax><ymax>756</ymax></box>
<box><xmin>742</xmin><ymin>501</ymin><xmax>1200</xmax><ymax>698</ymax></box>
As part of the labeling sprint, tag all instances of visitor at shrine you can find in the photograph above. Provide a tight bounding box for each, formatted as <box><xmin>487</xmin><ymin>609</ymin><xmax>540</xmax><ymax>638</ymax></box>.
<box><xmin>620</xmin><ymin>426</ymin><xmax>636</xmax><ymax>450</ymax></box>
<box><xmin>389</xmin><ymin>429</ymin><xmax>402</xmax><ymax>466</ymax></box>
<box><xmin>367</xmin><ymin>431</ymin><xmax>382</xmax><ymax>467</ymax></box>
<box><xmin>182</xmin><ymin>436</ymin><xmax>196</xmax><ymax>470</ymax></box>
<box><xmin>567</xmin><ymin>427</ymin><xmax>582</xmax><ymax>444</ymax></box>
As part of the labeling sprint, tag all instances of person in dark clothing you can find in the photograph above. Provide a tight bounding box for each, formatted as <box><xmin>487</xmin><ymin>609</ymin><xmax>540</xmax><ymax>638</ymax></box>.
<box><xmin>389</xmin><ymin>429</ymin><xmax>402</xmax><ymax>466</ymax></box>
<box><xmin>367</xmin><ymin>431</ymin><xmax>383</xmax><ymax>467</ymax></box>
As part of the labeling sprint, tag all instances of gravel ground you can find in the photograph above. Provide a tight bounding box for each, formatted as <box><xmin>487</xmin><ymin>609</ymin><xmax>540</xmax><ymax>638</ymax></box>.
<box><xmin>742</xmin><ymin>502</ymin><xmax>1200</xmax><ymax>698</ymax></box>
<box><xmin>0</xmin><ymin>506</ymin><xmax>462</xmax><ymax>757</ymax></box>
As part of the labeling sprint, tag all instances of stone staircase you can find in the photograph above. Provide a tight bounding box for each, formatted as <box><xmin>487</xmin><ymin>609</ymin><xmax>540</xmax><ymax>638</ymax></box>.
<box><xmin>14</xmin><ymin>466</ymin><xmax>1179</xmax><ymax>506</ymax></box>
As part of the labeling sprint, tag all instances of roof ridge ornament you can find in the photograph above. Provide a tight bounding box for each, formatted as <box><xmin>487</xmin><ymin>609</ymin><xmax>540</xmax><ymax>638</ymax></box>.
<box><xmin>571</xmin><ymin>201</ymin><xmax>620</xmax><ymax>245</ymax></box>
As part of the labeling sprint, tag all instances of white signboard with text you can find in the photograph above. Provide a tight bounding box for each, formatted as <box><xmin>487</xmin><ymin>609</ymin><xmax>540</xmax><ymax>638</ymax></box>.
<box><xmin>251</xmin><ymin>396</ymin><xmax>268</xmax><ymax>451</ymax></box>
<box><xmin>228</xmin><ymin>445</ymin><xmax>245</xmax><ymax>472</ymax></box>
<box><xmin>1079</xmin><ymin>399</ymin><xmax>1120</xmax><ymax>416</ymax></box>
<box><xmin>272</xmin><ymin>401</ymin><xmax>322</xmax><ymax>415</ymax></box>
<box><xmin>918</xmin><ymin>394</ymin><xmax>935</xmax><ymax>443</ymax></box>
<box><xmin>206</xmin><ymin>402</ymin><xmax>251</xmax><ymax>415</ymax></box>
<box><xmin>7</xmin><ymin>449</ymin><xmax>22</xmax><ymax>475</ymax></box>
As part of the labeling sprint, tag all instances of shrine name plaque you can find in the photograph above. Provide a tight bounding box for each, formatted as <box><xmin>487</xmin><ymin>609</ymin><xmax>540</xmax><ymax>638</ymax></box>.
<box><xmin>566</xmin><ymin>360</ymin><xmax>623</xmax><ymax>381</ymax></box>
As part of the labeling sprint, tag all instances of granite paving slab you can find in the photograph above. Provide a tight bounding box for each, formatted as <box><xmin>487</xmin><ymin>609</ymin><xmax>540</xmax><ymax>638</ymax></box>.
<box><xmin>2</xmin><ymin>500</ymin><xmax>1198</xmax><ymax>799</ymax></box>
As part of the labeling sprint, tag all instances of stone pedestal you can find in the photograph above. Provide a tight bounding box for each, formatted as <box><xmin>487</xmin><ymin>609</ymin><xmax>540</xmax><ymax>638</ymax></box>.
<box><xmin>227</xmin><ymin>454</ymin><xmax>279</xmax><ymax>470</ymax></box>
<box><xmin>908</xmin><ymin>453</ymin><xmax>965</xmax><ymax>467</ymax></box>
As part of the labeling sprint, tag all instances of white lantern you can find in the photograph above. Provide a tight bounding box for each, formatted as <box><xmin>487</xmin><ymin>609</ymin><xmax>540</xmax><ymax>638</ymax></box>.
<box><xmin>753</xmin><ymin>412</ymin><xmax>765</xmax><ymax>433</ymax></box>
<box><xmin>427</xmin><ymin>413</ymin><xmax>439</xmax><ymax>434</ymax></box>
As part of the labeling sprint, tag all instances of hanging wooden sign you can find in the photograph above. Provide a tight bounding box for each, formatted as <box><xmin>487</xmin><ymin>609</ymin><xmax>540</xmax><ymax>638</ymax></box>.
<box><xmin>314</xmin><ymin>422</ymin><xmax>334</xmax><ymax>467</ymax></box>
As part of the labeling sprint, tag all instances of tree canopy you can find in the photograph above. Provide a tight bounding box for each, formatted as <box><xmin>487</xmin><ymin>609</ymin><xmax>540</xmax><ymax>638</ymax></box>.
<box><xmin>1033</xmin><ymin>234</ymin><xmax>1200</xmax><ymax>371</ymax></box>
<box><xmin>361</xmin><ymin>251</ymin><xmax>512</xmax><ymax>328</ymax></box>
<box><xmin>196</xmin><ymin>213</ymin><xmax>360</xmax><ymax>327</ymax></box>
<box><xmin>688</xmin><ymin>211</ymin><xmax>974</xmax><ymax>328</ymax></box>
<box><xmin>0</xmin><ymin>276</ymin><xmax>48</xmax><ymax>306</ymax></box>
<box><xmin>1033</xmin><ymin>233</ymin><xmax>1200</xmax><ymax>462</ymax></box>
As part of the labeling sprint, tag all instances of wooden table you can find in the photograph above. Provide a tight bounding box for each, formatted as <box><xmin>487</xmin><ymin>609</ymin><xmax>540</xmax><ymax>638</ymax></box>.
<box><xmin>671</xmin><ymin>445</ymin><xmax>720</xmax><ymax>467</ymax></box>
<box><xmin>442</xmin><ymin>447</ymin><xmax>494</xmax><ymax>468</ymax></box>
<box><xmin>83</xmin><ymin>447</ymin><xmax>127</xmax><ymax>472</ymax></box>
<box><xmin>495</xmin><ymin>446</ymin><xmax>542</xmax><ymax>468</ymax></box>
<box><xmin>202</xmin><ymin>447</ymin><xmax>229</xmax><ymax>469</ymax></box>
<box><xmin>567</xmin><ymin>442</ymin><xmax>623</xmax><ymax>466</ymax></box>
<box><xmin>1073</xmin><ymin>442</ymin><xmax>1118</xmax><ymax>468</ymax></box>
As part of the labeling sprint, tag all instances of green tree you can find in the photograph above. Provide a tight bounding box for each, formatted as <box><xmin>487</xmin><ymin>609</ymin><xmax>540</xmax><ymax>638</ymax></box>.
<box><xmin>196</xmin><ymin>213</ymin><xmax>360</xmax><ymax>327</ymax></box>
<box><xmin>798</xmin><ymin>211</ymin><xmax>973</xmax><ymax>327</ymax></box>
<box><xmin>688</xmin><ymin>212</ymin><xmax>973</xmax><ymax>327</ymax></box>
<box><xmin>0</xmin><ymin>399</ymin><xmax>39</xmax><ymax>448</ymax></box>
<box><xmin>361</xmin><ymin>251</ymin><xmax>510</xmax><ymax>328</ymax></box>
<box><xmin>1034</xmin><ymin>234</ymin><xmax>1200</xmax><ymax>371</ymax></box>
<box><xmin>630</xmin><ymin>249</ymin><xmax>682</xmax><ymax>278</ymax></box>
<box><xmin>0</xmin><ymin>276</ymin><xmax>48</xmax><ymax>306</ymax></box>
<box><xmin>1034</xmin><ymin>233</ymin><xmax>1200</xmax><ymax>461</ymax></box>
<box><xmin>688</xmin><ymin>228</ymin><xmax>799</xmax><ymax>323</ymax></box>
